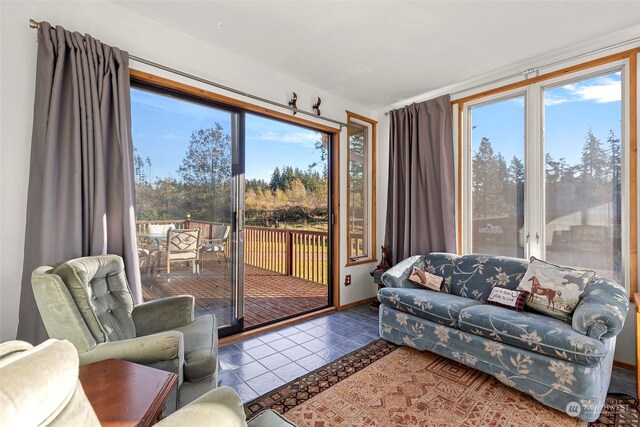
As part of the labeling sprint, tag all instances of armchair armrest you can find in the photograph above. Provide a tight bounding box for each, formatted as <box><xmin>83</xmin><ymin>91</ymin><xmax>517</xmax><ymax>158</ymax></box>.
<box><xmin>78</xmin><ymin>330</ymin><xmax>184</xmax><ymax>373</ymax></box>
<box><xmin>572</xmin><ymin>277</ymin><xmax>629</xmax><ymax>339</ymax></box>
<box><xmin>156</xmin><ymin>386</ymin><xmax>245</xmax><ymax>427</ymax></box>
<box><xmin>380</xmin><ymin>255</ymin><xmax>425</xmax><ymax>289</ymax></box>
<box><xmin>133</xmin><ymin>295</ymin><xmax>195</xmax><ymax>336</ymax></box>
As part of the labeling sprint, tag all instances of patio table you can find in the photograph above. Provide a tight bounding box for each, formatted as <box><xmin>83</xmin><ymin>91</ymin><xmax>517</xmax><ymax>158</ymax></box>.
<box><xmin>137</xmin><ymin>233</ymin><xmax>166</xmax><ymax>274</ymax></box>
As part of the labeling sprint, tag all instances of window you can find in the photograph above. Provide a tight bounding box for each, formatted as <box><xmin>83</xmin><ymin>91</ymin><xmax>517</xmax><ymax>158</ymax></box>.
<box><xmin>460</xmin><ymin>54</ymin><xmax>634</xmax><ymax>291</ymax></box>
<box><xmin>469</xmin><ymin>95</ymin><xmax>525</xmax><ymax>258</ymax></box>
<box><xmin>543</xmin><ymin>72</ymin><xmax>623</xmax><ymax>284</ymax></box>
<box><xmin>346</xmin><ymin>112</ymin><xmax>377</xmax><ymax>265</ymax></box>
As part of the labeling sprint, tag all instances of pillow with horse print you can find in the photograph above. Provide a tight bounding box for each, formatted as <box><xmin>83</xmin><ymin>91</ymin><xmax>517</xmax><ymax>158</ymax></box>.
<box><xmin>516</xmin><ymin>257</ymin><xmax>595</xmax><ymax>322</ymax></box>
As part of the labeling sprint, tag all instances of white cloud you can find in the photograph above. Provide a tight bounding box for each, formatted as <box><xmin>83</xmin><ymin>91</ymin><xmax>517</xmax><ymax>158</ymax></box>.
<box><xmin>250</xmin><ymin>131</ymin><xmax>320</xmax><ymax>147</ymax></box>
<box><xmin>543</xmin><ymin>93</ymin><xmax>569</xmax><ymax>106</ymax></box>
<box><xmin>545</xmin><ymin>75</ymin><xmax>621</xmax><ymax>106</ymax></box>
<box><xmin>565</xmin><ymin>76</ymin><xmax>621</xmax><ymax>104</ymax></box>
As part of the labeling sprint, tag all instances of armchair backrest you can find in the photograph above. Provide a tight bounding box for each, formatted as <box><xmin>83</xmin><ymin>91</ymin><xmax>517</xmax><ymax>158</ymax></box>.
<box><xmin>33</xmin><ymin>255</ymin><xmax>136</xmax><ymax>347</ymax></box>
<box><xmin>0</xmin><ymin>339</ymin><xmax>100</xmax><ymax>426</ymax></box>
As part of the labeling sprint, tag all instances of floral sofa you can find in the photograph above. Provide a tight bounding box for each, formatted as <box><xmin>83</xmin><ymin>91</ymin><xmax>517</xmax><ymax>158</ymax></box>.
<box><xmin>378</xmin><ymin>253</ymin><xmax>629</xmax><ymax>422</ymax></box>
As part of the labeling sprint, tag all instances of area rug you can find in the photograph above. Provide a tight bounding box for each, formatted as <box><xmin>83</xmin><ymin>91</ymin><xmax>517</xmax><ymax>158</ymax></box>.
<box><xmin>244</xmin><ymin>340</ymin><xmax>638</xmax><ymax>427</ymax></box>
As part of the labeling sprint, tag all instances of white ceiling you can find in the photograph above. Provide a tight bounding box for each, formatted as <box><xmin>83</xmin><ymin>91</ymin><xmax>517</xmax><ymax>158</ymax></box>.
<box><xmin>112</xmin><ymin>1</ymin><xmax>640</xmax><ymax>108</ymax></box>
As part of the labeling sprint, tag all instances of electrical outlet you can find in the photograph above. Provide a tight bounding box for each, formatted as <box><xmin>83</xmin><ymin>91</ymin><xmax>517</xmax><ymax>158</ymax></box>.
<box><xmin>345</xmin><ymin>274</ymin><xmax>351</xmax><ymax>286</ymax></box>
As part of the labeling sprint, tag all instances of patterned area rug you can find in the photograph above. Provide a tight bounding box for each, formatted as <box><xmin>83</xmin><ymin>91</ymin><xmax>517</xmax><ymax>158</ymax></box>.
<box><xmin>589</xmin><ymin>394</ymin><xmax>639</xmax><ymax>427</ymax></box>
<box><xmin>244</xmin><ymin>340</ymin><xmax>638</xmax><ymax>426</ymax></box>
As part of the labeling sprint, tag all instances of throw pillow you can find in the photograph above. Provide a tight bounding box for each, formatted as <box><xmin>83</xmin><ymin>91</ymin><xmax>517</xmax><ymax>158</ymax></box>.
<box><xmin>486</xmin><ymin>287</ymin><xmax>529</xmax><ymax>312</ymax></box>
<box><xmin>516</xmin><ymin>257</ymin><xmax>595</xmax><ymax>322</ymax></box>
<box><xmin>408</xmin><ymin>267</ymin><xmax>443</xmax><ymax>291</ymax></box>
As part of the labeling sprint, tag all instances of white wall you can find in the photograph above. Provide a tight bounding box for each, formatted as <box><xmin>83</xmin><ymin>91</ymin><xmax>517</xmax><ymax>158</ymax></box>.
<box><xmin>0</xmin><ymin>0</ymin><xmax>377</xmax><ymax>342</ymax></box>
<box><xmin>374</xmin><ymin>36</ymin><xmax>639</xmax><ymax>366</ymax></box>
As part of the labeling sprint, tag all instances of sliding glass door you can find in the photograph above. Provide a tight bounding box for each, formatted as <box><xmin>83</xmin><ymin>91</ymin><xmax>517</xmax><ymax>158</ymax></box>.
<box><xmin>131</xmin><ymin>84</ymin><xmax>243</xmax><ymax>335</ymax></box>
<box><xmin>130</xmin><ymin>82</ymin><xmax>333</xmax><ymax>336</ymax></box>
<box><xmin>243</xmin><ymin>113</ymin><xmax>331</xmax><ymax>328</ymax></box>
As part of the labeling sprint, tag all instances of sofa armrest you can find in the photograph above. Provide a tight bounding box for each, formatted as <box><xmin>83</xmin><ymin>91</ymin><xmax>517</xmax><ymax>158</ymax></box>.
<box><xmin>133</xmin><ymin>295</ymin><xmax>195</xmax><ymax>336</ymax></box>
<box><xmin>572</xmin><ymin>277</ymin><xmax>629</xmax><ymax>339</ymax></box>
<box><xmin>78</xmin><ymin>331</ymin><xmax>184</xmax><ymax>375</ymax></box>
<box><xmin>380</xmin><ymin>255</ymin><xmax>425</xmax><ymax>289</ymax></box>
<box><xmin>156</xmin><ymin>386</ymin><xmax>246</xmax><ymax>427</ymax></box>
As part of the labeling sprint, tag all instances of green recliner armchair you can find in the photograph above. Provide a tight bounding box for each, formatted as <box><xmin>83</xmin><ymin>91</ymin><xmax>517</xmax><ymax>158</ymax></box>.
<box><xmin>31</xmin><ymin>254</ymin><xmax>217</xmax><ymax>411</ymax></box>
<box><xmin>0</xmin><ymin>339</ymin><xmax>293</xmax><ymax>426</ymax></box>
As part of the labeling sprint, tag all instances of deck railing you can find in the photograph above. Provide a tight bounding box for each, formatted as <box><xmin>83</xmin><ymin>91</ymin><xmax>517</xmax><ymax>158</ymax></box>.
<box><xmin>136</xmin><ymin>220</ymin><xmax>328</xmax><ymax>285</ymax></box>
<box><xmin>244</xmin><ymin>226</ymin><xmax>328</xmax><ymax>285</ymax></box>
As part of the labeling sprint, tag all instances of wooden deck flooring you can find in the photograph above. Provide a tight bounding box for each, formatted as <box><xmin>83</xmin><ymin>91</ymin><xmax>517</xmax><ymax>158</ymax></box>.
<box><xmin>141</xmin><ymin>261</ymin><xmax>329</xmax><ymax>328</ymax></box>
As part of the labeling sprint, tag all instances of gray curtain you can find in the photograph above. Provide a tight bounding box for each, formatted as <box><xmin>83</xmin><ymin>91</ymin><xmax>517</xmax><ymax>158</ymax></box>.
<box><xmin>17</xmin><ymin>22</ymin><xmax>141</xmax><ymax>343</ymax></box>
<box><xmin>384</xmin><ymin>95</ymin><xmax>456</xmax><ymax>265</ymax></box>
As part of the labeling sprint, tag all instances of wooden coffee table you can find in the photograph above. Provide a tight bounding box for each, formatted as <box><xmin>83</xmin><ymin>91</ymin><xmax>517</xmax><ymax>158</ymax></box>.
<box><xmin>79</xmin><ymin>358</ymin><xmax>178</xmax><ymax>427</ymax></box>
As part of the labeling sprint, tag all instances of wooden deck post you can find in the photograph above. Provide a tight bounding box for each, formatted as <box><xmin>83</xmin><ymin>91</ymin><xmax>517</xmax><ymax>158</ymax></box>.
<box><xmin>285</xmin><ymin>230</ymin><xmax>293</xmax><ymax>276</ymax></box>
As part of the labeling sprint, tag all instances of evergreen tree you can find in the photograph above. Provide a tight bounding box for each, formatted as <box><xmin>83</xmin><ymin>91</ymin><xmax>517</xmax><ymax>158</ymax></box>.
<box><xmin>580</xmin><ymin>129</ymin><xmax>608</xmax><ymax>181</ymax></box>
<box><xmin>269</xmin><ymin>167</ymin><xmax>283</xmax><ymax>191</ymax></box>
<box><xmin>508</xmin><ymin>156</ymin><xmax>524</xmax><ymax>184</ymax></box>
<box><xmin>607</xmin><ymin>130</ymin><xmax>621</xmax><ymax>188</ymax></box>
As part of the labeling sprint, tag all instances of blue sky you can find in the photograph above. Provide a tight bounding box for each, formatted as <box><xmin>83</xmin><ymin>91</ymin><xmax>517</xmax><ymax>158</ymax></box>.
<box><xmin>471</xmin><ymin>72</ymin><xmax>622</xmax><ymax>165</ymax></box>
<box><xmin>131</xmin><ymin>88</ymin><xmax>325</xmax><ymax>182</ymax></box>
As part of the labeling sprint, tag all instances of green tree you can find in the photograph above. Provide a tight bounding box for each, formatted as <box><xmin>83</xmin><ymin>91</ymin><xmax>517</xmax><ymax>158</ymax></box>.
<box><xmin>269</xmin><ymin>167</ymin><xmax>283</xmax><ymax>191</ymax></box>
<box><xmin>580</xmin><ymin>129</ymin><xmax>608</xmax><ymax>182</ymax></box>
<box><xmin>508</xmin><ymin>156</ymin><xmax>524</xmax><ymax>184</ymax></box>
<box><xmin>177</xmin><ymin>124</ymin><xmax>231</xmax><ymax>221</ymax></box>
<box><xmin>607</xmin><ymin>130</ymin><xmax>621</xmax><ymax>188</ymax></box>
<box><xmin>472</xmin><ymin>137</ymin><xmax>509</xmax><ymax>218</ymax></box>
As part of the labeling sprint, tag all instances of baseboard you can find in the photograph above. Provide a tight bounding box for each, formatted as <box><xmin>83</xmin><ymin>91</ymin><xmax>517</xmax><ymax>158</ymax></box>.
<box><xmin>338</xmin><ymin>296</ymin><xmax>377</xmax><ymax>310</ymax></box>
<box><xmin>613</xmin><ymin>360</ymin><xmax>637</xmax><ymax>371</ymax></box>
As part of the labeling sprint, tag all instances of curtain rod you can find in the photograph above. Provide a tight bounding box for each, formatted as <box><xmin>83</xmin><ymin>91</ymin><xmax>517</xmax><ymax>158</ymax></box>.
<box><xmin>29</xmin><ymin>19</ymin><xmax>348</xmax><ymax>129</ymax></box>
<box><xmin>384</xmin><ymin>36</ymin><xmax>640</xmax><ymax>116</ymax></box>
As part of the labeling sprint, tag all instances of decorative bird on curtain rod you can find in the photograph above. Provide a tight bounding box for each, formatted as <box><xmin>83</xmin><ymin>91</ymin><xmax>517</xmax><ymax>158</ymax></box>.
<box><xmin>312</xmin><ymin>97</ymin><xmax>321</xmax><ymax>116</ymax></box>
<box><xmin>288</xmin><ymin>92</ymin><xmax>298</xmax><ymax>115</ymax></box>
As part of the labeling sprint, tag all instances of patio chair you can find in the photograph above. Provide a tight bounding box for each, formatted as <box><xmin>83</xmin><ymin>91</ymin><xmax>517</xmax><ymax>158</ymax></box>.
<box><xmin>200</xmin><ymin>225</ymin><xmax>231</xmax><ymax>268</ymax></box>
<box><xmin>30</xmin><ymin>254</ymin><xmax>219</xmax><ymax>411</ymax></box>
<box><xmin>163</xmin><ymin>228</ymin><xmax>201</xmax><ymax>282</ymax></box>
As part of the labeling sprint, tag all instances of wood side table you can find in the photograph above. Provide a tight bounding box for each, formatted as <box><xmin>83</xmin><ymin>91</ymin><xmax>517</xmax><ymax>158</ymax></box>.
<box><xmin>79</xmin><ymin>358</ymin><xmax>178</xmax><ymax>427</ymax></box>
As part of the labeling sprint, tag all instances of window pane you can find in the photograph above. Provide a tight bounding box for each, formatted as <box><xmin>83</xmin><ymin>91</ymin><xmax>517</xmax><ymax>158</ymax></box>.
<box><xmin>244</xmin><ymin>113</ymin><xmax>330</xmax><ymax>326</ymax></box>
<box><xmin>544</xmin><ymin>72</ymin><xmax>622</xmax><ymax>284</ymax></box>
<box><xmin>131</xmin><ymin>87</ymin><xmax>237</xmax><ymax>328</ymax></box>
<box><xmin>471</xmin><ymin>96</ymin><xmax>525</xmax><ymax>258</ymax></box>
<box><xmin>348</xmin><ymin>121</ymin><xmax>369</xmax><ymax>260</ymax></box>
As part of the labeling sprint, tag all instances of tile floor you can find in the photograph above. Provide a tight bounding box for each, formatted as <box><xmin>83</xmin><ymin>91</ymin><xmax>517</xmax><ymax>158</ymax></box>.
<box><xmin>219</xmin><ymin>303</ymin><xmax>636</xmax><ymax>403</ymax></box>
<box><xmin>218</xmin><ymin>303</ymin><xmax>379</xmax><ymax>402</ymax></box>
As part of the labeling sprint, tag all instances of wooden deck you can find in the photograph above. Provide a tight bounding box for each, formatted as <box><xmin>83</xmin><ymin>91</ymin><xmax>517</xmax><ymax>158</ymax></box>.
<box><xmin>141</xmin><ymin>261</ymin><xmax>329</xmax><ymax>328</ymax></box>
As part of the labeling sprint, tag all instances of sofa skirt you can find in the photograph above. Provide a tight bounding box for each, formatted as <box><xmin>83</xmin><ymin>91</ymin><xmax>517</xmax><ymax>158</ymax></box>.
<box><xmin>379</xmin><ymin>304</ymin><xmax>615</xmax><ymax>422</ymax></box>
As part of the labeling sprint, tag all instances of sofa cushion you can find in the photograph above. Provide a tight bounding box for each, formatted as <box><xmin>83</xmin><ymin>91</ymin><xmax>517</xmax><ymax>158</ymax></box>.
<box><xmin>516</xmin><ymin>257</ymin><xmax>595</xmax><ymax>322</ymax></box>
<box><xmin>422</xmin><ymin>253</ymin><xmax>459</xmax><ymax>293</ymax></box>
<box><xmin>450</xmin><ymin>255</ymin><xmax>528</xmax><ymax>302</ymax></box>
<box><xmin>378</xmin><ymin>287</ymin><xmax>481</xmax><ymax>327</ymax></box>
<box><xmin>458</xmin><ymin>304</ymin><xmax>606</xmax><ymax>365</ymax></box>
